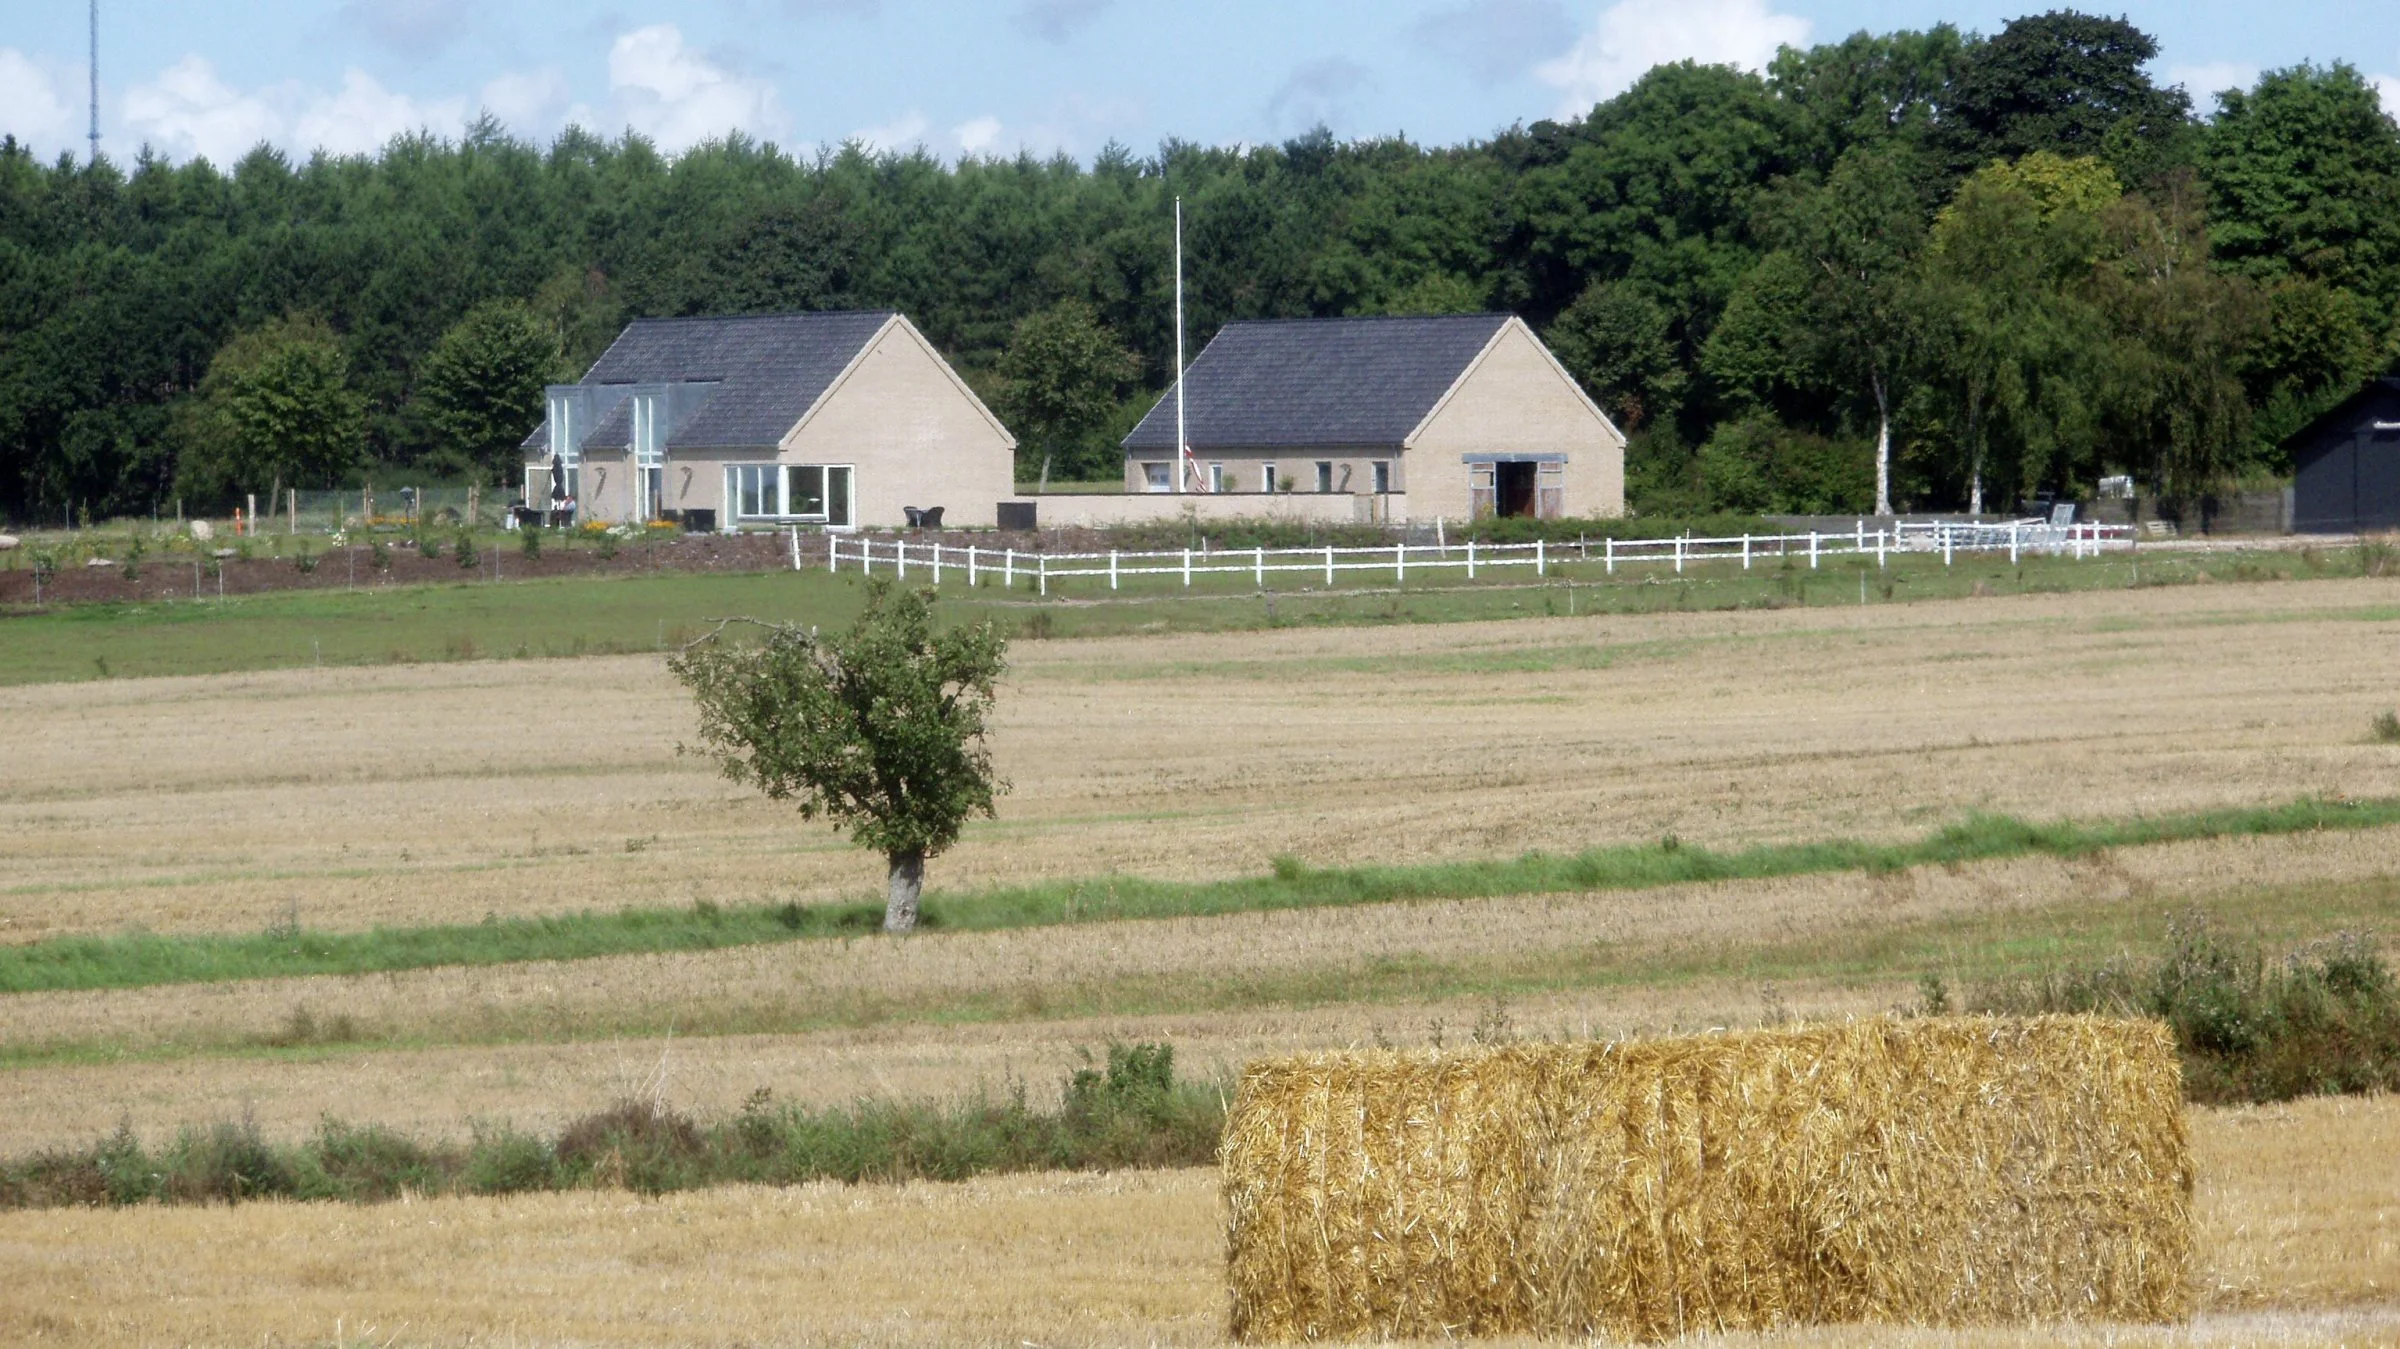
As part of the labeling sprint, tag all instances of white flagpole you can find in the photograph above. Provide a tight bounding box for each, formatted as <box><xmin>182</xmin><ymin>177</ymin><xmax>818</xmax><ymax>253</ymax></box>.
<box><xmin>1174</xmin><ymin>195</ymin><xmax>1190</xmax><ymax>494</ymax></box>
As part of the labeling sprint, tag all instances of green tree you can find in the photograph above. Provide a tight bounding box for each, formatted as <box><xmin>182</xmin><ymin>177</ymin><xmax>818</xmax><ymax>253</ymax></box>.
<box><xmin>177</xmin><ymin>314</ymin><xmax>365</xmax><ymax>508</ymax></box>
<box><xmin>2202</xmin><ymin>63</ymin><xmax>2400</xmax><ymax>312</ymax></box>
<box><xmin>1545</xmin><ymin>281</ymin><xmax>1687</xmax><ymax>433</ymax></box>
<box><xmin>995</xmin><ymin>299</ymin><xmax>1140</xmax><ymax>484</ymax></box>
<box><xmin>417</xmin><ymin>300</ymin><xmax>553</xmax><ymax>483</ymax></box>
<box><xmin>670</xmin><ymin>583</ymin><xmax>1009</xmax><ymax>934</ymax></box>
<box><xmin>2087</xmin><ymin>176</ymin><xmax>2267</xmax><ymax>503</ymax></box>
<box><xmin>1939</xmin><ymin>11</ymin><xmax>2191</xmax><ymax>174</ymax></box>
<box><xmin>1765</xmin><ymin>146</ymin><xmax>1936</xmax><ymax>514</ymax></box>
<box><xmin>1920</xmin><ymin>157</ymin><xmax>2115</xmax><ymax>511</ymax></box>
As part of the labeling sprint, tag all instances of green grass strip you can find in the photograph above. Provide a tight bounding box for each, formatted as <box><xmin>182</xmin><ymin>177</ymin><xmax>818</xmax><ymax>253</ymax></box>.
<box><xmin>6</xmin><ymin>795</ymin><xmax>2398</xmax><ymax>997</ymax></box>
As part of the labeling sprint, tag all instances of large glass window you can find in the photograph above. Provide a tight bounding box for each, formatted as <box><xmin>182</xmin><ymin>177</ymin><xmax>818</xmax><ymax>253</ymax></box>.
<box><xmin>1143</xmin><ymin>461</ymin><xmax>1171</xmax><ymax>492</ymax></box>
<box><xmin>729</xmin><ymin>464</ymin><xmax>779</xmax><ymax>519</ymax></box>
<box><xmin>778</xmin><ymin>464</ymin><xmax>855</xmax><ymax>527</ymax></box>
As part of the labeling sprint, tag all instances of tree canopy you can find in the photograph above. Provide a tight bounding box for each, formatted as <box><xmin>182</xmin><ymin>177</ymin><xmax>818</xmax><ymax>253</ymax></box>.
<box><xmin>669</xmin><ymin>582</ymin><xmax>1009</xmax><ymax>933</ymax></box>
<box><xmin>4</xmin><ymin>10</ymin><xmax>2398</xmax><ymax>523</ymax></box>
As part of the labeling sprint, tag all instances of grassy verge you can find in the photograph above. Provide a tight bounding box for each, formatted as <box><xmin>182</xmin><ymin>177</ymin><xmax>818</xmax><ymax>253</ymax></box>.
<box><xmin>6</xmin><ymin>795</ymin><xmax>2399</xmax><ymax>997</ymax></box>
<box><xmin>1</xmin><ymin>541</ymin><xmax>2387</xmax><ymax>686</ymax></box>
<box><xmin>0</xmin><ymin>1042</ymin><xmax>1221</xmax><ymax>1210</ymax></box>
<box><xmin>8</xmin><ymin>929</ymin><xmax>2394</xmax><ymax>1212</ymax></box>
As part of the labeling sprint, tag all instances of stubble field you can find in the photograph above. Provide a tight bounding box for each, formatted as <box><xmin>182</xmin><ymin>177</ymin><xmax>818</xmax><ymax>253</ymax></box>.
<box><xmin>5</xmin><ymin>571</ymin><xmax>2400</xmax><ymax>1343</ymax></box>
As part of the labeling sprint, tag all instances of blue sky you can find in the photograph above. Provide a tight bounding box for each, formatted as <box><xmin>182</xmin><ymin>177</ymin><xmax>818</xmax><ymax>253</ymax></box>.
<box><xmin>4</xmin><ymin>0</ymin><xmax>2398</xmax><ymax>166</ymax></box>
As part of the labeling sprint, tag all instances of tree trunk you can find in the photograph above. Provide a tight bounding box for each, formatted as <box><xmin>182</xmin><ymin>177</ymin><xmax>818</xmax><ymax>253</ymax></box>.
<box><xmin>1871</xmin><ymin>371</ymin><xmax>1893</xmax><ymax>518</ymax></box>
<box><xmin>884</xmin><ymin>848</ymin><xmax>925</xmax><ymax>933</ymax></box>
<box><xmin>1038</xmin><ymin>452</ymin><xmax>1052</xmax><ymax>494</ymax></box>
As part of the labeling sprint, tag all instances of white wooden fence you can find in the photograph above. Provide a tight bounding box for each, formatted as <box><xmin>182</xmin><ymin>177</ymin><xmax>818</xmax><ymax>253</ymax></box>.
<box><xmin>796</xmin><ymin>518</ymin><xmax>2133</xmax><ymax>594</ymax></box>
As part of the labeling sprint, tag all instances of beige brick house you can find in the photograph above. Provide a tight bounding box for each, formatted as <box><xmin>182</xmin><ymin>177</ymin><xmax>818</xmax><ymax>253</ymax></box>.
<box><xmin>522</xmin><ymin>311</ymin><xmax>1014</xmax><ymax>530</ymax></box>
<box><xmin>1120</xmin><ymin>314</ymin><xmax>1623</xmax><ymax>522</ymax></box>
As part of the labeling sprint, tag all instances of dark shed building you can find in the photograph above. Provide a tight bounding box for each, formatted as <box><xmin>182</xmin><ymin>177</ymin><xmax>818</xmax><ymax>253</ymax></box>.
<box><xmin>2290</xmin><ymin>377</ymin><xmax>2400</xmax><ymax>533</ymax></box>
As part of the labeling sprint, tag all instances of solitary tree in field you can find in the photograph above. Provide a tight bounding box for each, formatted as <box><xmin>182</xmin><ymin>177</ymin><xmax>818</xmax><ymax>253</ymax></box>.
<box><xmin>670</xmin><ymin>582</ymin><xmax>1008</xmax><ymax>933</ymax></box>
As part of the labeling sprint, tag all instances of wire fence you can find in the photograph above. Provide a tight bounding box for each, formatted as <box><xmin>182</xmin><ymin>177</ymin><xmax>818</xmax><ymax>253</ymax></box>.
<box><xmin>804</xmin><ymin>518</ymin><xmax>2135</xmax><ymax>594</ymax></box>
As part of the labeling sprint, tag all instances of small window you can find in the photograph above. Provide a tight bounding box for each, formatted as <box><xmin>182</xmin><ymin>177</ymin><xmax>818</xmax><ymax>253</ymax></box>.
<box><xmin>1315</xmin><ymin>461</ymin><xmax>1334</xmax><ymax>493</ymax></box>
<box><xmin>1371</xmin><ymin>461</ymin><xmax>1391</xmax><ymax>494</ymax></box>
<box><xmin>1143</xmin><ymin>461</ymin><xmax>1172</xmax><ymax>492</ymax></box>
<box><xmin>825</xmin><ymin>466</ymin><xmax>853</xmax><ymax>528</ymax></box>
<box><xmin>1262</xmin><ymin>462</ymin><xmax>1278</xmax><ymax>493</ymax></box>
<box><xmin>1209</xmin><ymin>462</ymin><xmax>1226</xmax><ymax>493</ymax></box>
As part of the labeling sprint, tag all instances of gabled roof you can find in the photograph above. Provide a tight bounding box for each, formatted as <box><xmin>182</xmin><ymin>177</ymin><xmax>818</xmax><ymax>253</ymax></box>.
<box><xmin>2283</xmin><ymin>376</ymin><xmax>2400</xmax><ymax>456</ymax></box>
<box><xmin>523</xmin><ymin>310</ymin><xmax>897</xmax><ymax>452</ymax></box>
<box><xmin>1121</xmin><ymin>313</ymin><xmax>1513</xmax><ymax>451</ymax></box>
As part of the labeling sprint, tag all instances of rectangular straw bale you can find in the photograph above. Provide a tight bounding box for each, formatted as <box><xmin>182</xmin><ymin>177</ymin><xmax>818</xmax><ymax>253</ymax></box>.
<box><xmin>1221</xmin><ymin>1016</ymin><xmax>2193</xmax><ymax>1343</ymax></box>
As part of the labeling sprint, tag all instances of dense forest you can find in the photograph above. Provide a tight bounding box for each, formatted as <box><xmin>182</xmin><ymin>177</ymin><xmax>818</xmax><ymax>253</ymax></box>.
<box><xmin>4</xmin><ymin>9</ymin><xmax>2399</xmax><ymax>525</ymax></box>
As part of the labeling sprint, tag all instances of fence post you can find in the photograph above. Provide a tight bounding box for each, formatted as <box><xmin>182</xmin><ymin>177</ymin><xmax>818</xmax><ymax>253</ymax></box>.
<box><xmin>2009</xmin><ymin>521</ymin><xmax>2019</xmax><ymax>565</ymax></box>
<box><xmin>1675</xmin><ymin>535</ymin><xmax>1685</xmax><ymax>575</ymax></box>
<box><xmin>1039</xmin><ymin>552</ymin><xmax>1048</xmax><ymax>596</ymax></box>
<box><xmin>287</xmin><ymin>488</ymin><xmax>298</xmax><ymax>535</ymax></box>
<box><xmin>1467</xmin><ymin>539</ymin><xmax>1477</xmax><ymax>579</ymax></box>
<box><xmin>1182</xmin><ymin>548</ymin><xmax>1191</xmax><ymax>587</ymax></box>
<box><xmin>790</xmin><ymin>525</ymin><xmax>801</xmax><ymax>571</ymax></box>
<box><xmin>1004</xmin><ymin>548</ymin><xmax>1015</xmax><ymax>588</ymax></box>
<box><xmin>1255</xmin><ymin>546</ymin><xmax>1265</xmax><ymax>587</ymax></box>
<box><xmin>1809</xmin><ymin>530</ymin><xmax>1819</xmax><ymax>570</ymax></box>
<box><xmin>1606</xmin><ymin>536</ymin><xmax>1615</xmax><ymax>575</ymax></box>
<box><xmin>1942</xmin><ymin>525</ymin><xmax>1953</xmax><ymax>566</ymax></box>
<box><xmin>898</xmin><ymin>540</ymin><xmax>909</xmax><ymax>579</ymax></box>
<box><xmin>1536</xmin><ymin>537</ymin><xmax>1545</xmax><ymax>577</ymax></box>
<box><xmin>932</xmin><ymin>543</ymin><xmax>944</xmax><ymax>585</ymax></box>
<box><xmin>1324</xmin><ymin>545</ymin><xmax>1334</xmax><ymax>587</ymax></box>
<box><xmin>1396</xmin><ymin>543</ymin><xmax>1406</xmax><ymax>585</ymax></box>
<box><xmin>1109</xmin><ymin>550</ymin><xmax>1119</xmax><ymax>590</ymax></box>
<box><xmin>1742</xmin><ymin>533</ymin><xmax>1752</xmax><ymax>570</ymax></box>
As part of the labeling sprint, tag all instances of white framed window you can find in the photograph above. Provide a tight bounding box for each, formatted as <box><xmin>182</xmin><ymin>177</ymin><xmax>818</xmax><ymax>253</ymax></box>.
<box><xmin>1143</xmin><ymin>461</ymin><xmax>1172</xmax><ymax>492</ymax></box>
<box><xmin>1315</xmin><ymin>461</ymin><xmax>1334</xmax><ymax>493</ymax></box>
<box><xmin>1208</xmin><ymin>462</ymin><xmax>1226</xmax><ymax>493</ymax></box>
<box><xmin>727</xmin><ymin>464</ymin><xmax>780</xmax><ymax>520</ymax></box>
<box><xmin>632</xmin><ymin>395</ymin><xmax>665</xmax><ymax>520</ymax></box>
<box><xmin>784</xmin><ymin>464</ymin><xmax>855</xmax><ymax>528</ymax></box>
<box><xmin>1262</xmin><ymin>462</ymin><xmax>1278</xmax><ymax>493</ymax></box>
<box><xmin>1371</xmin><ymin>461</ymin><xmax>1391</xmax><ymax>494</ymax></box>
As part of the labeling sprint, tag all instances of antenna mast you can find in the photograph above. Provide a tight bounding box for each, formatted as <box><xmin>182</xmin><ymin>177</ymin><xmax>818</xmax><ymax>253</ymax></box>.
<box><xmin>87</xmin><ymin>0</ymin><xmax>100</xmax><ymax>165</ymax></box>
<box><xmin>1174</xmin><ymin>195</ymin><xmax>1191</xmax><ymax>494</ymax></box>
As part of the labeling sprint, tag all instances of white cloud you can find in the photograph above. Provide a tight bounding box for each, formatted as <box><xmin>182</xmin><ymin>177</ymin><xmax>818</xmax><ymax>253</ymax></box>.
<box><xmin>954</xmin><ymin>115</ymin><xmax>1004</xmax><ymax>155</ymax></box>
<box><xmin>1268</xmin><ymin>57</ymin><xmax>1375</xmax><ymax>135</ymax></box>
<box><xmin>1536</xmin><ymin>0</ymin><xmax>1810</xmax><ymax>116</ymax></box>
<box><xmin>339</xmin><ymin>0</ymin><xmax>475</xmax><ymax>60</ymax></box>
<box><xmin>294</xmin><ymin>70</ymin><xmax>466</xmax><ymax>156</ymax></box>
<box><xmin>1013</xmin><ymin>0</ymin><xmax>1111</xmax><ymax>43</ymax></box>
<box><xmin>1412</xmin><ymin>0</ymin><xmax>1576</xmax><ymax>86</ymax></box>
<box><xmin>0</xmin><ymin>48</ymin><xmax>81</xmax><ymax>159</ymax></box>
<box><xmin>2168</xmin><ymin>61</ymin><xmax>2257</xmax><ymax>112</ymax></box>
<box><xmin>122</xmin><ymin>55</ymin><xmax>283</xmax><ymax>165</ymax></box>
<box><xmin>851</xmin><ymin>110</ymin><xmax>929</xmax><ymax>153</ymax></box>
<box><xmin>585</xmin><ymin>24</ymin><xmax>785</xmax><ymax>152</ymax></box>
<box><xmin>2376</xmin><ymin>74</ymin><xmax>2400</xmax><ymax>119</ymax></box>
<box><xmin>479</xmin><ymin>69</ymin><xmax>571</xmax><ymax>131</ymax></box>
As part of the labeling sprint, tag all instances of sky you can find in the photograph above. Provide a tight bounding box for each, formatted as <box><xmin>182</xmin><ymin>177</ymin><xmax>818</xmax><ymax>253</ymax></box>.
<box><xmin>3</xmin><ymin>0</ymin><xmax>2399</xmax><ymax>168</ymax></box>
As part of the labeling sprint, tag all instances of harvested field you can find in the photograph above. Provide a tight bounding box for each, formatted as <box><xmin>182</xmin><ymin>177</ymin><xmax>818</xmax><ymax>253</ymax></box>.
<box><xmin>0</xmin><ymin>1093</ymin><xmax>2391</xmax><ymax>1348</ymax></box>
<box><xmin>5</xmin><ymin>579</ymin><xmax>2400</xmax><ymax>943</ymax></box>
<box><xmin>8</xmin><ymin>824</ymin><xmax>2395</xmax><ymax>1066</ymax></box>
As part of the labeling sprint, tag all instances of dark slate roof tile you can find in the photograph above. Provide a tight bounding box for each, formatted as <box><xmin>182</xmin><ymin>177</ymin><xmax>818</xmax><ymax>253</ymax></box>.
<box><xmin>1122</xmin><ymin>313</ymin><xmax>1510</xmax><ymax>450</ymax></box>
<box><xmin>522</xmin><ymin>311</ymin><xmax>896</xmax><ymax>452</ymax></box>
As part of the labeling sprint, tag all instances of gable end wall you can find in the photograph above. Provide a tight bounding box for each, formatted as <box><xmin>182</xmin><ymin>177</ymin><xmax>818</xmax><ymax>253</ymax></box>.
<box><xmin>1405</xmin><ymin>321</ymin><xmax>1624</xmax><ymax>521</ymax></box>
